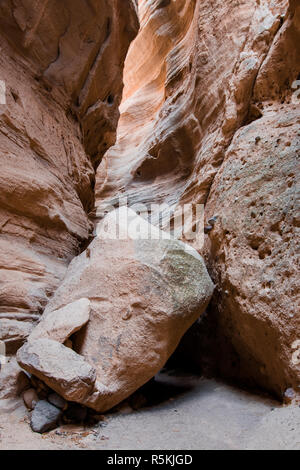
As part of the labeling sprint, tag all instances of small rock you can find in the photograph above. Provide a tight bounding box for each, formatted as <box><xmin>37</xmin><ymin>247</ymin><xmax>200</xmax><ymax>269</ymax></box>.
<box><xmin>31</xmin><ymin>400</ymin><xmax>62</xmax><ymax>433</ymax></box>
<box><xmin>283</xmin><ymin>387</ymin><xmax>296</xmax><ymax>404</ymax></box>
<box><xmin>29</xmin><ymin>376</ymin><xmax>50</xmax><ymax>399</ymax></box>
<box><xmin>22</xmin><ymin>388</ymin><xmax>39</xmax><ymax>410</ymax></box>
<box><xmin>48</xmin><ymin>393</ymin><xmax>67</xmax><ymax>410</ymax></box>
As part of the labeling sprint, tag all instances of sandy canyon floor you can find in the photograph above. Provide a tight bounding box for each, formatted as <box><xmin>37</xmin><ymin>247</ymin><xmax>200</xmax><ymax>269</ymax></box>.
<box><xmin>0</xmin><ymin>370</ymin><xmax>299</xmax><ymax>450</ymax></box>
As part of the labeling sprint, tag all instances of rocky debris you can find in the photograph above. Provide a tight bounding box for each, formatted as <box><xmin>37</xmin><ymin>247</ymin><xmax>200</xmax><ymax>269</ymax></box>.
<box><xmin>22</xmin><ymin>386</ymin><xmax>98</xmax><ymax>433</ymax></box>
<box><xmin>48</xmin><ymin>393</ymin><xmax>67</xmax><ymax>411</ymax></box>
<box><xmin>29</xmin><ymin>376</ymin><xmax>51</xmax><ymax>400</ymax></box>
<box><xmin>22</xmin><ymin>388</ymin><xmax>39</xmax><ymax>410</ymax></box>
<box><xmin>17</xmin><ymin>339</ymin><xmax>97</xmax><ymax>402</ymax></box>
<box><xmin>28</xmin><ymin>298</ymin><xmax>91</xmax><ymax>343</ymax></box>
<box><xmin>20</xmin><ymin>382</ymin><xmax>93</xmax><ymax>433</ymax></box>
<box><xmin>30</xmin><ymin>400</ymin><xmax>62</xmax><ymax>434</ymax></box>
<box><xmin>18</xmin><ymin>208</ymin><xmax>214</xmax><ymax>412</ymax></box>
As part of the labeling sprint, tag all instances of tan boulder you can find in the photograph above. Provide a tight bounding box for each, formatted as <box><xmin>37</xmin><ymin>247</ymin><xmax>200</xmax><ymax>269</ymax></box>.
<box><xmin>18</xmin><ymin>209</ymin><xmax>214</xmax><ymax>412</ymax></box>
<box><xmin>28</xmin><ymin>298</ymin><xmax>91</xmax><ymax>343</ymax></box>
<box><xmin>0</xmin><ymin>319</ymin><xmax>33</xmax><ymax>354</ymax></box>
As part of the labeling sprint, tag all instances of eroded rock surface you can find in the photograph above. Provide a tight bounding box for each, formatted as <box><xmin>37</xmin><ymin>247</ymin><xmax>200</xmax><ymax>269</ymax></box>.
<box><xmin>96</xmin><ymin>0</ymin><xmax>290</xmax><ymax>214</ymax></box>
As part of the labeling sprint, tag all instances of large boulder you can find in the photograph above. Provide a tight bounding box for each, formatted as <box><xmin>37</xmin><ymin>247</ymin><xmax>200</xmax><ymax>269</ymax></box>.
<box><xmin>18</xmin><ymin>209</ymin><xmax>214</xmax><ymax>412</ymax></box>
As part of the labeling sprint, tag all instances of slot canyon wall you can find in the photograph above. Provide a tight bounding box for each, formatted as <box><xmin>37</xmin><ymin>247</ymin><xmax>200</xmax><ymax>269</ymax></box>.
<box><xmin>0</xmin><ymin>0</ymin><xmax>139</xmax><ymax>395</ymax></box>
<box><xmin>95</xmin><ymin>0</ymin><xmax>300</xmax><ymax>399</ymax></box>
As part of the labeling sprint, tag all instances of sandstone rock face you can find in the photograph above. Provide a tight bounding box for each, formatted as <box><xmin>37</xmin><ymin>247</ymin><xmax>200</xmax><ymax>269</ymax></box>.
<box><xmin>0</xmin><ymin>1</ymin><xmax>138</xmax><ymax>354</ymax></box>
<box><xmin>17</xmin><ymin>338</ymin><xmax>97</xmax><ymax>402</ymax></box>
<box><xmin>18</xmin><ymin>209</ymin><xmax>214</xmax><ymax>412</ymax></box>
<box><xmin>0</xmin><ymin>356</ymin><xmax>30</xmax><ymax>400</ymax></box>
<box><xmin>95</xmin><ymin>0</ymin><xmax>300</xmax><ymax>397</ymax></box>
<box><xmin>30</xmin><ymin>400</ymin><xmax>62</xmax><ymax>434</ymax></box>
<box><xmin>202</xmin><ymin>0</ymin><xmax>300</xmax><ymax>398</ymax></box>
<box><xmin>28</xmin><ymin>298</ymin><xmax>91</xmax><ymax>343</ymax></box>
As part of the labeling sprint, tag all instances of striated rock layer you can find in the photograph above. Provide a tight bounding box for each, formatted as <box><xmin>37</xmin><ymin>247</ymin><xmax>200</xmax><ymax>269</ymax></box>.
<box><xmin>0</xmin><ymin>0</ymin><xmax>139</xmax><ymax>354</ymax></box>
<box><xmin>95</xmin><ymin>0</ymin><xmax>300</xmax><ymax>398</ymax></box>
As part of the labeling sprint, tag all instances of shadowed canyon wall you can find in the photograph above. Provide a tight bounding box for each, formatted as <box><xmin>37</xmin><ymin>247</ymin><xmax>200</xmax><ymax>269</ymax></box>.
<box><xmin>0</xmin><ymin>0</ymin><xmax>139</xmax><ymax>357</ymax></box>
<box><xmin>95</xmin><ymin>0</ymin><xmax>300</xmax><ymax>399</ymax></box>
